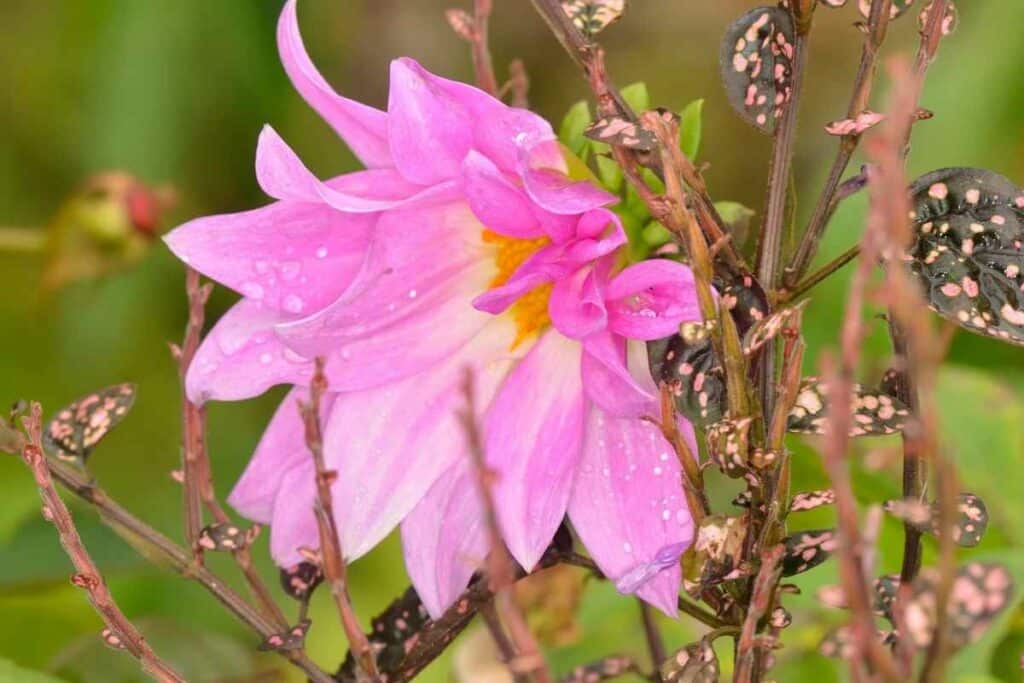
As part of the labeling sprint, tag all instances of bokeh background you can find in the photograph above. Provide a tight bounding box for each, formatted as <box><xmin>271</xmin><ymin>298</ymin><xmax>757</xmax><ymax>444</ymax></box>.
<box><xmin>2</xmin><ymin>1</ymin><xmax>1024</xmax><ymax>681</ymax></box>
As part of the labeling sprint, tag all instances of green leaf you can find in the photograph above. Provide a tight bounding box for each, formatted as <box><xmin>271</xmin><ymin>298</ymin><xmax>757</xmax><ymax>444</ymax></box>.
<box><xmin>642</xmin><ymin>222</ymin><xmax>672</xmax><ymax>248</ymax></box>
<box><xmin>594</xmin><ymin>154</ymin><xmax>623</xmax><ymax>193</ymax></box>
<box><xmin>938</xmin><ymin>365</ymin><xmax>1024</xmax><ymax>544</ymax></box>
<box><xmin>620</xmin><ymin>82</ymin><xmax>650</xmax><ymax>113</ymax></box>
<box><xmin>677</xmin><ymin>98</ymin><xmax>704</xmax><ymax>160</ymax></box>
<box><xmin>0</xmin><ymin>658</ymin><xmax>65</xmax><ymax>683</ymax></box>
<box><xmin>559</xmin><ymin>100</ymin><xmax>592</xmax><ymax>157</ymax></box>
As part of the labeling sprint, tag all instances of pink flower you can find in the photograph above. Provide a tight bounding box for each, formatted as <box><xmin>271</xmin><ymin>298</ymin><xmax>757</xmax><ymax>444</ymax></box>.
<box><xmin>165</xmin><ymin>0</ymin><xmax>700</xmax><ymax>617</ymax></box>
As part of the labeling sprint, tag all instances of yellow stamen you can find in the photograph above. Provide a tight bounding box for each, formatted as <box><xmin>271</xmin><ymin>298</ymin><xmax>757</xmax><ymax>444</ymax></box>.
<box><xmin>482</xmin><ymin>229</ymin><xmax>553</xmax><ymax>348</ymax></box>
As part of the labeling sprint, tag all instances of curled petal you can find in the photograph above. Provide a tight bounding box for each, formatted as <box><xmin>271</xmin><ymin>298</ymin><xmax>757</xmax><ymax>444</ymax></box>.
<box><xmin>485</xmin><ymin>332</ymin><xmax>586</xmax><ymax>571</ymax></box>
<box><xmin>278</xmin><ymin>0</ymin><xmax>391</xmax><ymax>167</ymax></box>
<box><xmin>549</xmin><ymin>265</ymin><xmax>608</xmax><ymax>339</ymax></box>
<box><xmin>462</xmin><ymin>151</ymin><xmax>544</xmax><ymax>238</ymax></box>
<box><xmin>401</xmin><ymin>461</ymin><xmax>487</xmax><ymax>618</ymax></box>
<box><xmin>388</xmin><ymin>58</ymin><xmax>474</xmax><ymax>185</ymax></box>
<box><xmin>255</xmin><ymin>125</ymin><xmax>321</xmax><ymax>202</ymax></box>
<box><xmin>164</xmin><ymin>201</ymin><xmax>372</xmax><ymax>314</ymax></box>
<box><xmin>520</xmin><ymin>139</ymin><xmax>617</xmax><ymax>215</ymax></box>
<box><xmin>581</xmin><ymin>334</ymin><xmax>658</xmax><ymax>418</ymax></box>
<box><xmin>606</xmin><ymin>259</ymin><xmax>701</xmax><ymax>340</ymax></box>
<box><xmin>568</xmin><ymin>406</ymin><xmax>697</xmax><ymax>615</ymax></box>
<box><xmin>228</xmin><ymin>387</ymin><xmax>335</xmax><ymax>523</ymax></box>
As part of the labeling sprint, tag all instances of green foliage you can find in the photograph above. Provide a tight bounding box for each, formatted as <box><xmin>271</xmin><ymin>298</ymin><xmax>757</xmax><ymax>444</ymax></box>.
<box><xmin>619</xmin><ymin>82</ymin><xmax>650</xmax><ymax>113</ymax></box>
<box><xmin>677</xmin><ymin>99</ymin><xmax>704</xmax><ymax>160</ymax></box>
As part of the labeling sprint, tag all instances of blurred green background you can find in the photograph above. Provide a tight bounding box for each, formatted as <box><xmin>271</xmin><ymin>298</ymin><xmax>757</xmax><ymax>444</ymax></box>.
<box><xmin>2</xmin><ymin>1</ymin><xmax>1024</xmax><ymax>681</ymax></box>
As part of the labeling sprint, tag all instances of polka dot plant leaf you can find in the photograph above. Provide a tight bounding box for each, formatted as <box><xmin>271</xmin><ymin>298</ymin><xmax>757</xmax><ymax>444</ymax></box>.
<box><xmin>43</xmin><ymin>383</ymin><xmax>136</xmax><ymax>466</ymax></box>
<box><xmin>661</xmin><ymin>636</ymin><xmax>720</xmax><ymax>683</ymax></box>
<box><xmin>906</xmin><ymin>167</ymin><xmax>1024</xmax><ymax>345</ymax></box>
<box><xmin>560</xmin><ymin>0</ymin><xmax>626</xmax><ymax>38</ymax></box>
<box><xmin>719</xmin><ymin>6</ymin><xmax>796</xmax><ymax>134</ymax></box>
<box><xmin>781</xmin><ymin>528</ymin><xmax>837</xmax><ymax>577</ymax></box>
<box><xmin>882</xmin><ymin>492</ymin><xmax>989</xmax><ymax>548</ymax></box>
<box><xmin>787</xmin><ymin>377</ymin><xmax>910</xmax><ymax>437</ymax></box>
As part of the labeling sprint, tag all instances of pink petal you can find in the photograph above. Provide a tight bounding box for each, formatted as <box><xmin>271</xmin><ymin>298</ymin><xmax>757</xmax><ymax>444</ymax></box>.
<box><xmin>485</xmin><ymin>332</ymin><xmax>585</xmax><ymax>570</ymax></box>
<box><xmin>324</xmin><ymin>320</ymin><xmax>519</xmax><ymax>561</ymax></box>
<box><xmin>461</xmin><ymin>151</ymin><xmax>544</xmax><ymax>238</ymax></box>
<box><xmin>520</xmin><ymin>139</ymin><xmax>617</xmax><ymax>215</ymax></box>
<box><xmin>228</xmin><ymin>387</ymin><xmax>335</xmax><ymax>523</ymax></box>
<box><xmin>256</xmin><ymin>124</ymin><xmax>460</xmax><ymax>213</ymax></box>
<box><xmin>387</xmin><ymin>58</ymin><xmax>474</xmax><ymax>186</ymax></box>
<box><xmin>581</xmin><ymin>333</ymin><xmax>657</xmax><ymax>418</ymax></box>
<box><xmin>275</xmin><ymin>203</ymin><xmax>496</xmax><ymax>390</ymax></box>
<box><xmin>606</xmin><ymin>259</ymin><xmax>701</xmax><ymax>340</ymax></box>
<box><xmin>268</xmin><ymin>462</ymin><xmax>319</xmax><ymax>566</ymax></box>
<box><xmin>163</xmin><ymin>201</ymin><xmax>372</xmax><ymax>313</ymax></box>
<box><xmin>568</xmin><ymin>406</ymin><xmax>697</xmax><ymax>616</ymax></box>
<box><xmin>400</xmin><ymin>460</ymin><xmax>487</xmax><ymax>618</ymax></box>
<box><xmin>548</xmin><ymin>265</ymin><xmax>607</xmax><ymax>339</ymax></box>
<box><xmin>185</xmin><ymin>299</ymin><xmax>312</xmax><ymax>403</ymax></box>
<box><xmin>278</xmin><ymin>0</ymin><xmax>391</xmax><ymax>168</ymax></box>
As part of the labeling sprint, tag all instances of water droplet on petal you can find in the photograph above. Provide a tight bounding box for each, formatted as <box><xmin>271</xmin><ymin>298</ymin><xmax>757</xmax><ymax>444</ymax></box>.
<box><xmin>623</xmin><ymin>542</ymin><xmax>633</xmax><ymax>554</ymax></box>
<box><xmin>280</xmin><ymin>261</ymin><xmax>301</xmax><ymax>281</ymax></box>
<box><xmin>259</xmin><ymin>352</ymin><xmax>273</xmax><ymax>365</ymax></box>
<box><xmin>408</xmin><ymin>289</ymin><xmax>418</xmax><ymax>299</ymax></box>
<box><xmin>316</xmin><ymin>246</ymin><xmax>328</xmax><ymax>259</ymax></box>
<box><xmin>283</xmin><ymin>348</ymin><xmax>307</xmax><ymax>364</ymax></box>
<box><xmin>254</xmin><ymin>260</ymin><xmax>269</xmax><ymax>274</ymax></box>
<box><xmin>282</xmin><ymin>295</ymin><xmax>304</xmax><ymax>314</ymax></box>
<box><xmin>242</xmin><ymin>282</ymin><xmax>264</xmax><ymax>300</ymax></box>
<box><xmin>653</xmin><ymin>466</ymin><xmax>663</xmax><ymax>476</ymax></box>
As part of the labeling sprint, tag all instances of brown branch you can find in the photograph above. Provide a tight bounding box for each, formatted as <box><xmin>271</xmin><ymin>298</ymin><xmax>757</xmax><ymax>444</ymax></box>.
<box><xmin>460</xmin><ymin>369</ymin><xmax>551</xmax><ymax>683</ymax></box>
<box><xmin>45</xmin><ymin>457</ymin><xmax>336</xmax><ymax>683</ymax></box>
<box><xmin>505</xmin><ymin>58</ymin><xmax>530</xmax><ymax>108</ymax></box>
<box><xmin>19</xmin><ymin>404</ymin><xmax>185</xmax><ymax>683</ymax></box>
<box><xmin>300</xmin><ymin>358</ymin><xmax>380</xmax><ymax>681</ymax></box>
<box><xmin>638</xmin><ymin>600</ymin><xmax>666</xmax><ymax>680</ymax></box>
<box><xmin>174</xmin><ymin>267</ymin><xmax>209</xmax><ymax>563</ymax></box>
<box><xmin>174</xmin><ymin>269</ymin><xmax>288</xmax><ymax>629</ymax></box>
<box><xmin>785</xmin><ymin>0</ymin><xmax>893</xmax><ymax>287</ymax></box>
<box><xmin>734</xmin><ymin>544</ymin><xmax>783</xmax><ymax>683</ymax></box>
<box><xmin>449</xmin><ymin>1</ymin><xmax>499</xmax><ymax>96</ymax></box>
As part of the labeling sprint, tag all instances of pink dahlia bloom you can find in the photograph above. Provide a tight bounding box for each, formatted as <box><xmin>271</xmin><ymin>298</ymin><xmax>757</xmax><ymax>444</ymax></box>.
<box><xmin>166</xmin><ymin>0</ymin><xmax>701</xmax><ymax>617</ymax></box>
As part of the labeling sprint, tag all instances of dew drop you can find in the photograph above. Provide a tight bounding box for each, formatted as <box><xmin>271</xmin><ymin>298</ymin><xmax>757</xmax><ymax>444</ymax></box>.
<box><xmin>280</xmin><ymin>261</ymin><xmax>301</xmax><ymax>281</ymax></box>
<box><xmin>653</xmin><ymin>466</ymin><xmax>663</xmax><ymax>476</ymax></box>
<box><xmin>408</xmin><ymin>289</ymin><xmax>418</xmax><ymax>299</ymax></box>
<box><xmin>242</xmin><ymin>282</ymin><xmax>264</xmax><ymax>300</ymax></box>
<box><xmin>282</xmin><ymin>295</ymin><xmax>305</xmax><ymax>314</ymax></box>
<box><xmin>254</xmin><ymin>260</ymin><xmax>269</xmax><ymax>274</ymax></box>
<box><xmin>601</xmin><ymin>467</ymin><xmax>611</xmax><ymax>477</ymax></box>
<box><xmin>623</xmin><ymin>542</ymin><xmax>633</xmax><ymax>554</ymax></box>
<box><xmin>259</xmin><ymin>352</ymin><xmax>273</xmax><ymax>365</ymax></box>
<box><xmin>662</xmin><ymin>509</ymin><xmax>672</xmax><ymax>521</ymax></box>
<box><xmin>316</xmin><ymin>246</ymin><xmax>328</xmax><ymax>259</ymax></box>
<box><xmin>659</xmin><ymin>452</ymin><xmax>670</xmax><ymax>461</ymax></box>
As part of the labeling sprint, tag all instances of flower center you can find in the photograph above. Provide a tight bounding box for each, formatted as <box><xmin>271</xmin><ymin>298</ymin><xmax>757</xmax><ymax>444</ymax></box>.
<box><xmin>483</xmin><ymin>229</ymin><xmax>552</xmax><ymax>348</ymax></box>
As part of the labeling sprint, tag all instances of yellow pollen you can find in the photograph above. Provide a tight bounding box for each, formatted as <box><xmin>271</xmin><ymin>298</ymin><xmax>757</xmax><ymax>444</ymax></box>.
<box><xmin>482</xmin><ymin>229</ymin><xmax>553</xmax><ymax>348</ymax></box>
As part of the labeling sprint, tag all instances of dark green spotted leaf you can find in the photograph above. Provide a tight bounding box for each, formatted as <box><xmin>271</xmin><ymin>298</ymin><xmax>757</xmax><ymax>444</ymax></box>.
<box><xmin>820</xmin><ymin>626</ymin><xmax>897</xmax><ymax>658</ymax></box>
<box><xmin>907</xmin><ymin>167</ymin><xmax>1024</xmax><ymax>345</ymax></box>
<box><xmin>258</xmin><ymin>619</ymin><xmax>311</xmax><ymax>652</ymax></box>
<box><xmin>43</xmin><ymin>383</ymin><xmax>136</xmax><ymax>466</ymax></box>
<box><xmin>661</xmin><ymin>636</ymin><xmax>719</xmax><ymax>682</ymax></box>
<box><xmin>562</xmin><ymin>656</ymin><xmax>637</xmax><ymax>682</ymax></box>
<box><xmin>707</xmin><ymin>417</ymin><xmax>754</xmax><ymax>478</ymax></box>
<box><xmin>584</xmin><ymin>116</ymin><xmax>656</xmax><ymax>152</ymax></box>
<box><xmin>787</xmin><ymin>377</ymin><xmax>910</xmax><ymax>436</ymax></box>
<box><xmin>561</xmin><ymin>0</ymin><xmax>626</xmax><ymax>38</ymax></box>
<box><xmin>197</xmin><ymin>522</ymin><xmax>255</xmax><ymax>552</ymax></box>
<box><xmin>883</xmin><ymin>493</ymin><xmax>989</xmax><ymax>547</ymax></box>
<box><xmin>873</xmin><ymin>574</ymin><xmax>901</xmax><ymax>620</ymax></box>
<box><xmin>719</xmin><ymin>7</ymin><xmax>795</xmax><ymax>134</ymax></box>
<box><xmin>279</xmin><ymin>561</ymin><xmax>323</xmax><ymax>601</ymax></box>
<box><xmin>781</xmin><ymin>528</ymin><xmax>837</xmax><ymax>577</ymax></box>
<box><xmin>903</xmin><ymin>563</ymin><xmax>1014</xmax><ymax>651</ymax></box>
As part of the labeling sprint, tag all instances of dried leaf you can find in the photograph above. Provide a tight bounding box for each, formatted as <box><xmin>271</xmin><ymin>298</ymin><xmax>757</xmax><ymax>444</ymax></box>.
<box><xmin>787</xmin><ymin>377</ymin><xmax>910</xmax><ymax>436</ymax></box>
<box><xmin>790</xmin><ymin>489</ymin><xmax>836</xmax><ymax>513</ymax></box>
<box><xmin>561</xmin><ymin>0</ymin><xmax>626</xmax><ymax>38</ymax></box>
<box><xmin>883</xmin><ymin>493</ymin><xmax>989</xmax><ymax>547</ymax></box>
<box><xmin>742</xmin><ymin>301</ymin><xmax>805</xmax><ymax>356</ymax></box>
<box><xmin>719</xmin><ymin>7</ymin><xmax>796</xmax><ymax>134</ymax></box>
<box><xmin>43</xmin><ymin>383</ymin><xmax>136</xmax><ymax>465</ymax></box>
<box><xmin>686</xmin><ymin>515</ymin><xmax>751</xmax><ymax>593</ymax></box>
<box><xmin>906</xmin><ymin>167</ymin><xmax>1024</xmax><ymax>345</ymax></box>
<box><xmin>781</xmin><ymin>528</ymin><xmax>837</xmax><ymax>577</ymax></box>
<box><xmin>824</xmin><ymin>110</ymin><xmax>885</xmax><ymax>136</ymax></box>
<box><xmin>661</xmin><ymin>636</ymin><xmax>719</xmax><ymax>682</ymax></box>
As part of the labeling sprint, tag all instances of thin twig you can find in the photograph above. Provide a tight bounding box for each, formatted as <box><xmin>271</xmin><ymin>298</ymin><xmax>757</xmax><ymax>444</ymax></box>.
<box><xmin>778</xmin><ymin>244</ymin><xmax>860</xmax><ymax>303</ymax></box>
<box><xmin>300</xmin><ymin>358</ymin><xmax>380</xmax><ymax>681</ymax></box>
<box><xmin>45</xmin><ymin>458</ymin><xmax>336</xmax><ymax>683</ymax></box>
<box><xmin>638</xmin><ymin>600</ymin><xmax>666</xmax><ymax>680</ymax></box>
<box><xmin>460</xmin><ymin>369</ymin><xmax>551</xmax><ymax>683</ymax></box>
<box><xmin>19</xmin><ymin>404</ymin><xmax>184</xmax><ymax>683</ymax></box>
<box><xmin>505</xmin><ymin>58</ymin><xmax>530</xmax><ymax>108</ymax></box>
<box><xmin>174</xmin><ymin>269</ymin><xmax>288</xmax><ymax>628</ymax></box>
<box><xmin>174</xmin><ymin>267</ymin><xmax>210</xmax><ymax>563</ymax></box>
<box><xmin>785</xmin><ymin>0</ymin><xmax>893</xmax><ymax>287</ymax></box>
